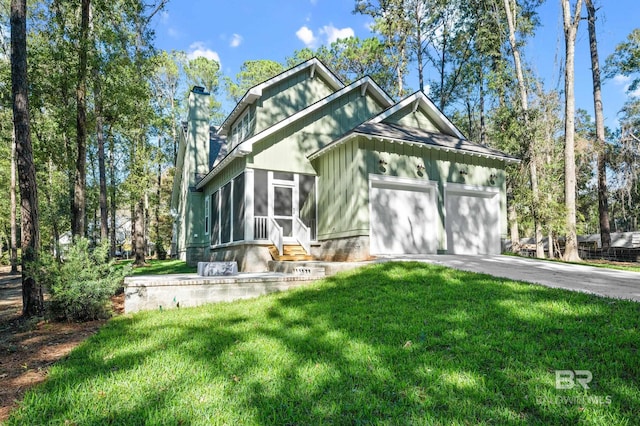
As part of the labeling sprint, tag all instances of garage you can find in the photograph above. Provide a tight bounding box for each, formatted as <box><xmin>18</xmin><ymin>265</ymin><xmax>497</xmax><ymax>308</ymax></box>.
<box><xmin>369</xmin><ymin>177</ymin><xmax>438</xmax><ymax>255</ymax></box>
<box><xmin>445</xmin><ymin>185</ymin><xmax>500</xmax><ymax>254</ymax></box>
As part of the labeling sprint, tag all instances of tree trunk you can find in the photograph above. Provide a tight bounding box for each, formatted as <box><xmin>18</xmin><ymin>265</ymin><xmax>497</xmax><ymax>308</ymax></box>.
<box><xmin>503</xmin><ymin>0</ymin><xmax>544</xmax><ymax>258</ymax></box>
<box><xmin>134</xmin><ymin>198</ymin><xmax>146</xmax><ymax>265</ymax></box>
<box><xmin>586</xmin><ymin>0</ymin><xmax>611</xmax><ymax>250</ymax></box>
<box><xmin>72</xmin><ymin>0</ymin><xmax>90</xmax><ymax>238</ymax></box>
<box><xmin>507</xmin><ymin>179</ymin><xmax>520</xmax><ymax>253</ymax></box>
<box><xmin>561</xmin><ymin>0</ymin><xmax>583</xmax><ymax>262</ymax></box>
<box><xmin>10</xmin><ymin>125</ymin><xmax>18</xmax><ymax>273</ymax></box>
<box><xmin>109</xmin><ymin>135</ymin><xmax>117</xmax><ymax>257</ymax></box>
<box><xmin>11</xmin><ymin>0</ymin><xmax>43</xmax><ymax>316</ymax></box>
<box><xmin>155</xmin><ymin>137</ymin><xmax>162</xmax><ymax>243</ymax></box>
<box><xmin>95</xmin><ymin>80</ymin><xmax>109</xmax><ymax>243</ymax></box>
<box><xmin>479</xmin><ymin>67</ymin><xmax>486</xmax><ymax>146</ymax></box>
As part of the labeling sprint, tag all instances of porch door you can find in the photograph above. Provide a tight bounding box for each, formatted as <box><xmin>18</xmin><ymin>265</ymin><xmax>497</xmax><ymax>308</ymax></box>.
<box><xmin>272</xmin><ymin>183</ymin><xmax>296</xmax><ymax>241</ymax></box>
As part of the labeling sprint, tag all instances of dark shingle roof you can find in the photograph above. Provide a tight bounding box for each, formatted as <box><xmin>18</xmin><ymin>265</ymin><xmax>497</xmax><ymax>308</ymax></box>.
<box><xmin>352</xmin><ymin>122</ymin><xmax>518</xmax><ymax>162</ymax></box>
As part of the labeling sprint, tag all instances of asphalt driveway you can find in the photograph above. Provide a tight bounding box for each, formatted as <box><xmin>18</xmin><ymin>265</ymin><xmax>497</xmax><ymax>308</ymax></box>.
<box><xmin>380</xmin><ymin>254</ymin><xmax>640</xmax><ymax>302</ymax></box>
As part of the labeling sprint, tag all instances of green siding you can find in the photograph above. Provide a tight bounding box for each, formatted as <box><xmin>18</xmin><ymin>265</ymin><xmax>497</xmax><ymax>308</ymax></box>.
<box><xmin>315</xmin><ymin>138</ymin><xmax>368</xmax><ymax>240</ymax></box>
<box><xmin>385</xmin><ymin>106</ymin><xmax>441</xmax><ymax>132</ymax></box>
<box><xmin>254</xmin><ymin>72</ymin><xmax>336</xmax><ymax>134</ymax></box>
<box><xmin>202</xmin><ymin>157</ymin><xmax>247</xmax><ymax>194</ymax></box>
<box><xmin>316</xmin><ymin>136</ymin><xmax>508</xmax><ymax>245</ymax></box>
<box><xmin>250</xmin><ymin>90</ymin><xmax>385</xmax><ymax>175</ymax></box>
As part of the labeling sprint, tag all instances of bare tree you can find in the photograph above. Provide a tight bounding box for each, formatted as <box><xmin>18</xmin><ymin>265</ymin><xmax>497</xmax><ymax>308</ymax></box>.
<box><xmin>72</xmin><ymin>0</ymin><xmax>91</xmax><ymax>238</ymax></box>
<box><xmin>586</xmin><ymin>0</ymin><xmax>611</xmax><ymax>250</ymax></box>
<box><xmin>503</xmin><ymin>0</ymin><xmax>545</xmax><ymax>258</ymax></box>
<box><xmin>561</xmin><ymin>0</ymin><xmax>583</xmax><ymax>262</ymax></box>
<box><xmin>11</xmin><ymin>0</ymin><xmax>43</xmax><ymax>316</ymax></box>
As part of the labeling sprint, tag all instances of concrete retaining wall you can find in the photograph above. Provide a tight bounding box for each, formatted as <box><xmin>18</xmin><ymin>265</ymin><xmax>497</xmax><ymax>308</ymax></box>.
<box><xmin>124</xmin><ymin>273</ymin><xmax>319</xmax><ymax>313</ymax></box>
<box><xmin>312</xmin><ymin>236</ymin><xmax>371</xmax><ymax>262</ymax></box>
<box><xmin>185</xmin><ymin>243</ymin><xmax>272</xmax><ymax>272</ymax></box>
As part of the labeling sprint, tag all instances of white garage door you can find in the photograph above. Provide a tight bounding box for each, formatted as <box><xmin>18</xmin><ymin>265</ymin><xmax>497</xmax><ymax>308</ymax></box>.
<box><xmin>446</xmin><ymin>188</ymin><xmax>500</xmax><ymax>255</ymax></box>
<box><xmin>370</xmin><ymin>179</ymin><xmax>438</xmax><ymax>255</ymax></box>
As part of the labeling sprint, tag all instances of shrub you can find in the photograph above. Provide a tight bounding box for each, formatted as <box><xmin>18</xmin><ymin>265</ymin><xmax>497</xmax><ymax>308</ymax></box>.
<box><xmin>155</xmin><ymin>239</ymin><xmax>167</xmax><ymax>260</ymax></box>
<box><xmin>34</xmin><ymin>238</ymin><xmax>130</xmax><ymax>321</ymax></box>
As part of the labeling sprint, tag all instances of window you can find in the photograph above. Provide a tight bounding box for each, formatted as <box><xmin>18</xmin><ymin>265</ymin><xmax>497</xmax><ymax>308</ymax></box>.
<box><xmin>230</xmin><ymin>108</ymin><xmax>252</xmax><ymax>148</ymax></box>
<box><xmin>204</xmin><ymin>197</ymin><xmax>210</xmax><ymax>235</ymax></box>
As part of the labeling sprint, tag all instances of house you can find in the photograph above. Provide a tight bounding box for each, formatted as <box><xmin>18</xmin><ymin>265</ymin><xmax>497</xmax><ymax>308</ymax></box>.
<box><xmin>171</xmin><ymin>58</ymin><xmax>519</xmax><ymax>272</ymax></box>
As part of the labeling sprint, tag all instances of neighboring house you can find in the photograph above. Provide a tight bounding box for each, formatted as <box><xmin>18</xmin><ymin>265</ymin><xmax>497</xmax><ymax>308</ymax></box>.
<box><xmin>171</xmin><ymin>58</ymin><xmax>519</xmax><ymax>271</ymax></box>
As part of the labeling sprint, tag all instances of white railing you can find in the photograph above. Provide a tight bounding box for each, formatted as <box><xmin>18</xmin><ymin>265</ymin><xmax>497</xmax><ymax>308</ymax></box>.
<box><xmin>294</xmin><ymin>216</ymin><xmax>311</xmax><ymax>255</ymax></box>
<box><xmin>254</xmin><ymin>216</ymin><xmax>269</xmax><ymax>240</ymax></box>
<box><xmin>269</xmin><ymin>217</ymin><xmax>284</xmax><ymax>256</ymax></box>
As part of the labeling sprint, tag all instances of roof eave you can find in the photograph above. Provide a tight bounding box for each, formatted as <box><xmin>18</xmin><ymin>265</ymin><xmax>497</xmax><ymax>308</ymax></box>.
<box><xmin>309</xmin><ymin>131</ymin><xmax>520</xmax><ymax>164</ymax></box>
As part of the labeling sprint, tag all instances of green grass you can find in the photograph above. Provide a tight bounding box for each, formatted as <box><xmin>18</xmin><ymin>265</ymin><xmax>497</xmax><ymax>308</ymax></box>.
<box><xmin>8</xmin><ymin>262</ymin><xmax>640</xmax><ymax>425</ymax></box>
<box><xmin>117</xmin><ymin>259</ymin><xmax>197</xmax><ymax>275</ymax></box>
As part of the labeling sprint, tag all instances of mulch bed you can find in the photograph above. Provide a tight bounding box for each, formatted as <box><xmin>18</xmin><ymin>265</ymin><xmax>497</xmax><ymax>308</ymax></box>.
<box><xmin>0</xmin><ymin>266</ymin><xmax>123</xmax><ymax>421</ymax></box>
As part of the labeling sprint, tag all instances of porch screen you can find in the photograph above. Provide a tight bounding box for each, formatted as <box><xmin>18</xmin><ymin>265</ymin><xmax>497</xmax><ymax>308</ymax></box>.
<box><xmin>233</xmin><ymin>173</ymin><xmax>245</xmax><ymax>241</ymax></box>
<box><xmin>254</xmin><ymin>169</ymin><xmax>268</xmax><ymax>216</ymax></box>
<box><xmin>211</xmin><ymin>191</ymin><xmax>220</xmax><ymax>245</ymax></box>
<box><xmin>220</xmin><ymin>182</ymin><xmax>231</xmax><ymax>244</ymax></box>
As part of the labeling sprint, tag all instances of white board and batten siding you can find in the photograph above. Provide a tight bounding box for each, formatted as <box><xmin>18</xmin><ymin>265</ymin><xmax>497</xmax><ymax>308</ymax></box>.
<box><xmin>445</xmin><ymin>183</ymin><xmax>501</xmax><ymax>255</ymax></box>
<box><xmin>369</xmin><ymin>175</ymin><xmax>439</xmax><ymax>255</ymax></box>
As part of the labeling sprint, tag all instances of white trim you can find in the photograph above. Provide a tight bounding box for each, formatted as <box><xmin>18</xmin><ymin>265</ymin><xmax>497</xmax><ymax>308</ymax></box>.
<box><xmin>197</xmin><ymin>77</ymin><xmax>394</xmax><ymax>190</ymax></box>
<box><xmin>360</xmin><ymin>81</ymin><xmax>369</xmax><ymax>97</ymax></box>
<box><xmin>217</xmin><ymin>58</ymin><xmax>344</xmax><ymax>136</ymax></box>
<box><xmin>244</xmin><ymin>169</ymin><xmax>255</xmax><ymax>241</ymax></box>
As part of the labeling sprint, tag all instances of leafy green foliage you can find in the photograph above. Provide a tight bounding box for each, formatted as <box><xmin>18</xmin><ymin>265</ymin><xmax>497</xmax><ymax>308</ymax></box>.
<box><xmin>287</xmin><ymin>36</ymin><xmax>397</xmax><ymax>96</ymax></box>
<box><xmin>35</xmin><ymin>238</ymin><xmax>131</xmax><ymax>321</ymax></box>
<box><xmin>8</xmin><ymin>262</ymin><xmax>640</xmax><ymax>424</ymax></box>
<box><xmin>605</xmin><ymin>28</ymin><xmax>640</xmax><ymax>91</ymax></box>
<box><xmin>225</xmin><ymin>59</ymin><xmax>284</xmax><ymax>103</ymax></box>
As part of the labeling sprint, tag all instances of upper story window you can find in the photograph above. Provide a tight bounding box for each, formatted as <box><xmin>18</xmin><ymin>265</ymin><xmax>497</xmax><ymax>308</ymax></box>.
<box><xmin>230</xmin><ymin>108</ymin><xmax>253</xmax><ymax>148</ymax></box>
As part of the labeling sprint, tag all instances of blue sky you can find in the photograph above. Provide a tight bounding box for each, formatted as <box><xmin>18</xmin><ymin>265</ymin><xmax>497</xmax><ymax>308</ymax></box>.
<box><xmin>152</xmin><ymin>0</ymin><xmax>639</xmax><ymax>130</ymax></box>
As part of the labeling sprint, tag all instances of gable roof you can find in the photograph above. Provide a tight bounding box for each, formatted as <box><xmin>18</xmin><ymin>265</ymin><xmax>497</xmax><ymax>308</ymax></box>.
<box><xmin>370</xmin><ymin>91</ymin><xmax>466</xmax><ymax>139</ymax></box>
<box><xmin>309</xmin><ymin>121</ymin><xmax>519</xmax><ymax>163</ymax></box>
<box><xmin>196</xmin><ymin>76</ymin><xmax>395</xmax><ymax>189</ymax></box>
<box><xmin>217</xmin><ymin>58</ymin><xmax>345</xmax><ymax>136</ymax></box>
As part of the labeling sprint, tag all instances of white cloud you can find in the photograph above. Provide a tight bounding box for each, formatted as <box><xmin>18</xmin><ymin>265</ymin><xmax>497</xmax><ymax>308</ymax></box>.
<box><xmin>310</xmin><ymin>0</ymin><xmax>318</xmax><ymax>4</ymax></box>
<box><xmin>159</xmin><ymin>10</ymin><xmax>170</xmax><ymax>24</ymax></box>
<box><xmin>296</xmin><ymin>26</ymin><xmax>317</xmax><ymax>47</ymax></box>
<box><xmin>320</xmin><ymin>24</ymin><xmax>354</xmax><ymax>44</ymax></box>
<box><xmin>230</xmin><ymin>33</ymin><xmax>243</xmax><ymax>48</ymax></box>
<box><xmin>187</xmin><ymin>42</ymin><xmax>220</xmax><ymax>63</ymax></box>
<box><xmin>612</xmin><ymin>74</ymin><xmax>640</xmax><ymax>97</ymax></box>
<box><xmin>613</xmin><ymin>74</ymin><xmax>631</xmax><ymax>85</ymax></box>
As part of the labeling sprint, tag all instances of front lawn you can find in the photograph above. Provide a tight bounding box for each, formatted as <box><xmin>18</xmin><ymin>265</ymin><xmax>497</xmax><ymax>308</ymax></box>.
<box><xmin>8</xmin><ymin>262</ymin><xmax>640</xmax><ymax>425</ymax></box>
<box><xmin>117</xmin><ymin>259</ymin><xmax>197</xmax><ymax>275</ymax></box>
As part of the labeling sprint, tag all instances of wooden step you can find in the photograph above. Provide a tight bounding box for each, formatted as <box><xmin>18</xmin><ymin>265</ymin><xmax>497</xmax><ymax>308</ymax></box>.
<box><xmin>268</xmin><ymin>244</ymin><xmax>313</xmax><ymax>261</ymax></box>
